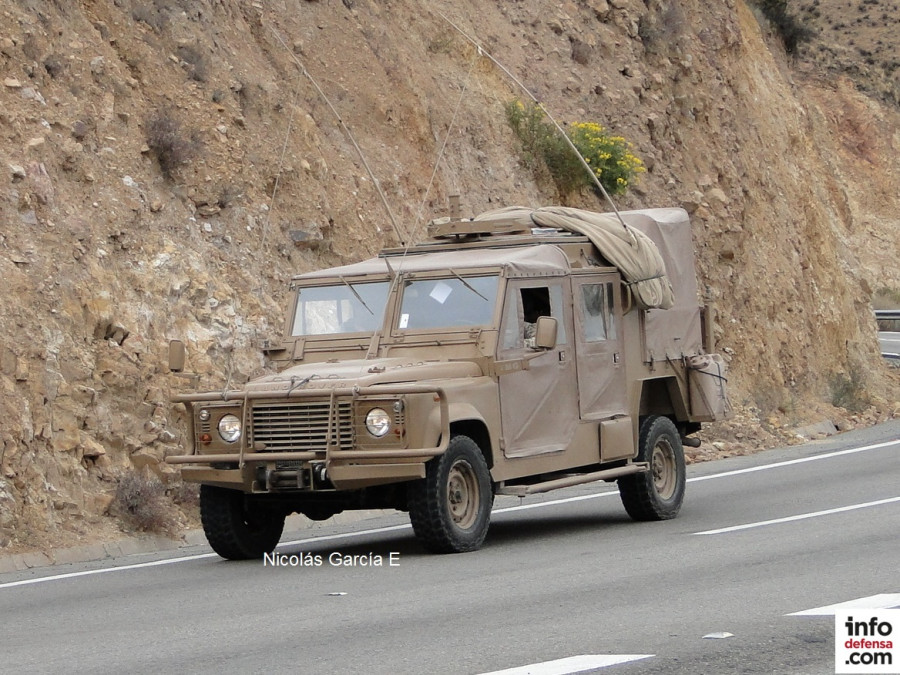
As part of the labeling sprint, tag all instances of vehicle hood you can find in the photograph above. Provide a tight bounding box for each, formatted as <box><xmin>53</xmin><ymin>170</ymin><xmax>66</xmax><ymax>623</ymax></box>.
<box><xmin>244</xmin><ymin>357</ymin><xmax>483</xmax><ymax>395</ymax></box>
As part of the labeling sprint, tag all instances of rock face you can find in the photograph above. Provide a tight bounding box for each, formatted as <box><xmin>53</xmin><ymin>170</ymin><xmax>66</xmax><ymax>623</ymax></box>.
<box><xmin>0</xmin><ymin>0</ymin><xmax>897</xmax><ymax>549</ymax></box>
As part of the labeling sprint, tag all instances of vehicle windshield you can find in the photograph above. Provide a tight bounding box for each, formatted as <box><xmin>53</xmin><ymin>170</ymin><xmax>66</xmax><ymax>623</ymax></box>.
<box><xmin>292</xmin><ymin>280</ymin><xmax>391</xmax><ymax>336</ymax></box>
<box><xmin>397</xmin><ymin>275</ymin><xmax>499</xmax><ymax>330</ymax></box>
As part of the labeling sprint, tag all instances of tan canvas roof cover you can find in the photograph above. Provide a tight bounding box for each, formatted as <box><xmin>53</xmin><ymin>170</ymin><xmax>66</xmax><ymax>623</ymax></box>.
<box><xmin>617</xmin><ymin>207</ymin><xmax>702</xmax><ymax>359</ymax></box>
<box><xmin>474</xmin><ymin>206</ymin><xmax>676</xmax><ymax>310</ymax></box>
<box><xmin>293</xmin><ymin>244</ymin><xmax>570</xmax><ymax>281</ymax></box>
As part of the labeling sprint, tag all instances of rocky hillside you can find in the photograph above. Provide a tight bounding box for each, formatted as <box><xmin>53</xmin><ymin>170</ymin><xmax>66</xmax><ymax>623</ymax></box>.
<box><xmin>796</xmin><ymin>0</ymin><xmax>900</xmax><ymax>106</ymax></box>
<box><xmin>0</xmin><ymin>0</ymin><xmax>897</xmax><ymax>553</ymax></box>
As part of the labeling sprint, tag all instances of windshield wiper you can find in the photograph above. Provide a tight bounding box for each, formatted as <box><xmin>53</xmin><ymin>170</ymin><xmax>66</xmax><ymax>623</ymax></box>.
<box><xmin>339</xmin><ymin>275</ymin><xmax>374</xmax><ymax>315</ymax></box>
<box><xmin>449</xmin><ymin>268</ymin><xmax>489</xmax><ymax>302</ymax></box>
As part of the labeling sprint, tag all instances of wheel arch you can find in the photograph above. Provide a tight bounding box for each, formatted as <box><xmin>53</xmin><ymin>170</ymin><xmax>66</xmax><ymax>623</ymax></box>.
<box><xmin>425</xmin><ymin>402</ymin><xmax>495</xmax><ymax>470</ymax></box>
<box><xmin>449</xmin><ymin>418</ymin><xmax>494</xmax><ymax>470</ymax></box>
<box><xmin>638</xmin><ymin>377</ymin><xmax>688</xmax><ymax>423</ymax></box>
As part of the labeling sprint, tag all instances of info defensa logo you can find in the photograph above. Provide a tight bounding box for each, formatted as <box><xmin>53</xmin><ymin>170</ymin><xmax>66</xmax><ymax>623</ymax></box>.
<box><xmin>836</xmin><ymin>610</ymin><xmax>899</xmax><ymax>673</ymax></box>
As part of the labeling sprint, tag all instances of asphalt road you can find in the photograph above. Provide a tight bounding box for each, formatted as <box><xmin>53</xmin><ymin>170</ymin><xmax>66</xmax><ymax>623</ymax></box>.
<box><xmin>2</xmin><ymin>420</ymin><xmax>899</xmax><ymax>674</ymax></box>
<box><xmin>880</xmin><ymin>332</ymin><xmax>900</xmax><ymax>358</ymax></box>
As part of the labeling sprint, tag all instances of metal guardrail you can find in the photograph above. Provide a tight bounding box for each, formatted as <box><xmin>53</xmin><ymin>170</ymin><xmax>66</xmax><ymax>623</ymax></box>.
<box><xmin>877</xmin><ymin>310</ymin><xmax>900</xmax><ymax>362</ymax></box>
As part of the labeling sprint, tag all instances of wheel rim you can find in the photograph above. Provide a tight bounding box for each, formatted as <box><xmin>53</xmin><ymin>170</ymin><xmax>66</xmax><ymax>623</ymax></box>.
<box><xmin>651</xmin><ymin>438</ymin><xmax>677</xmax><ymax>500</ymax></box>
<box><xmin>446</xmin><ymin>459</ymin><xmax>479</xmax><ymax>529</ymax></box>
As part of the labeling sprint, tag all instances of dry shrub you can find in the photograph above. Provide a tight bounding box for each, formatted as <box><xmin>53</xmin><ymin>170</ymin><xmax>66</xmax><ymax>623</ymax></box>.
<box><xmin>176</xmin><ymin>45</ymin><xmax>209</xmax><ymax>82</ymax></box>
<box><xmin>168</xmin><ymin>480</ymin><xmax>200</xmax><ymax>508</ymax></box>
<box><xmin>830</xmin><ymin>368</ymin><xmax>869</xmax><ymax>413</ymax></box>
<box><xmin>114</xmin><ymin>471</ymin><xmax>172</xmax><ymax>532</ymax></box>
<box><xmin>146</xmin><ymin>111</ymin><xmax>201</xmax><ymax>177</ymax></box>
<box><xmin>751</xmin><ymin>0</ymin><xmax>814</xmax><ymax>53</ymax></box>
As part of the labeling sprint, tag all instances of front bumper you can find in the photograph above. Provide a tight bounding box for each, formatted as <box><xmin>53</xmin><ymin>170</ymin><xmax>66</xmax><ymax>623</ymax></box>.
<box><xmin>165</xmin><ymin>384</ymin><xmax>450</xmax><ymax>491</ymax></box>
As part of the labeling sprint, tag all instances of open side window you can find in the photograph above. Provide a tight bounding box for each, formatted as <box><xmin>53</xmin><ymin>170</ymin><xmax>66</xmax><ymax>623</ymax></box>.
<box><xmin>500</xmin><ymin>282</ymin><xmax>568</xmax><ymax>353</ymax></box>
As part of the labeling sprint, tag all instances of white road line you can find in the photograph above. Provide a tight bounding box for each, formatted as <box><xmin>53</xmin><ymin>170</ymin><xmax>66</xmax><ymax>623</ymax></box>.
<box><xmin>478</xmin><ymin>654</ymin><xmax>654</xmax><ymax>675</ymax></box>
<box><xmin>0</xmin><ymin>496</ymin><xmax>612</xmax><ymax>590</ymax></box>
<box><xmin>0</xmin><ymin>552</ymin><xmax>219</xmax><ymax>590</ymax></box>
<box><xmin>2</xmin><ymin>436</ymin><xmax>897</xmax><ymax>590</ymax></box>
<box><xmin>494</xmin><ymin>491</ymin><xmax>619</xmax><ymax>513</ymax></box>
<box><xmin>0</xmin><ymin>525</ymin><xmax>412</xmax><ymax>590</ymax></box>
<box><xmin>692</xmin><ymin>496</ymin><xmax>900</xmax><ymax>535</ymax></box>
<box><xmin>788</xmin><ymin>594</ymin><xmax>900</xmax><ymax>616</ymax></box>
<box><xmin>687</xmin><ymin>439</ymin><xmax>899</xmax><ymax>483</ymax></box>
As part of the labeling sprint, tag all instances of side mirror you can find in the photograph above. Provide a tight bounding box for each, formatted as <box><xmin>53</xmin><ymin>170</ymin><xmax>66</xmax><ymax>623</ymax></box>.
<box><xmin>168</xmin><ymin>340</ymin><xmax>186</xmax><ymax>373</ymax></box>
<box><xmin>534</xmin><ymin>316</ymin><xmax>557</xmax><ymax>350</ymax></box>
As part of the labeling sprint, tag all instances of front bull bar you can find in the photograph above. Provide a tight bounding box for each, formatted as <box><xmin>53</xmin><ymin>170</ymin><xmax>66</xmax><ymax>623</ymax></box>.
<box><xmin>165</xmin><ymin>384</ymin><xmax>451</xmax><ymax>468</ymax></box>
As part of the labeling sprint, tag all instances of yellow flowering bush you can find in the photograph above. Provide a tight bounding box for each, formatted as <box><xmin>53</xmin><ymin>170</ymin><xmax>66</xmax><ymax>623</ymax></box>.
<box><xmin>505</xmin><ymin>100</ymin><xmax>645</xmax><ymax>198</ymax></box>
<box><xmin>567</xmin><ymin>121</ymin><xmax>646</xmax><ymax>195</ymax></box>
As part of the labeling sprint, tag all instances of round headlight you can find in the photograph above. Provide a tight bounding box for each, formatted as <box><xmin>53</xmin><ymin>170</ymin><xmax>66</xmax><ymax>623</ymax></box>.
<box><xmin>217</xmin><ymin>414</ymin><xmax>242</xmax><ymax>443</ymax></box>
<box><xmin>365</xmin><ymin>408</ymin><xmax>391</xmax><ymax>438</ymax></box>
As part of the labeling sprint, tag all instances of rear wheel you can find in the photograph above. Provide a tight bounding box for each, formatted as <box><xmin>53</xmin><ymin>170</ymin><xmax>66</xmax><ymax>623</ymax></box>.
<box><xmin>408</xmin><ymin>435</ymin><xmax>492</xmax><ymax>553</ymax></box>
<box><xmin>200</xmin><ymin>485</ymin><xmax>285</xmax><ymax>560</ymax></box>
<box><xmin>618</xmin><ymin>415</ymin><xmax>685</xmax><ymax>520</ymax></box>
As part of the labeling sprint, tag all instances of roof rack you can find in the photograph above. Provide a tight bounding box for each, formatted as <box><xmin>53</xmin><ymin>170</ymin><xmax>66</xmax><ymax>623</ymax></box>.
<box><xmin>427</xmin><ymin>216</ymin><xmax>531</xmax><ymax>239</ymax></box>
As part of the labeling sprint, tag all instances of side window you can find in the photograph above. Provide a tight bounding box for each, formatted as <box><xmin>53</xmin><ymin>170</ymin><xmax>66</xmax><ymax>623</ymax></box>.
<box><xmin>501</xmin><ymin>293</ymin><xmax>523</xmax><ymax>350</ymax></box>
<box><xmin>501</xmin><ymin>283</ymin><xmax>567</xmax><ymax>351</ymax></box>
<box><xmin>521</xmin><ymin>287</ymin><xmax>551</xmax><ymax>343</ymax></box>
<box><xmin>581</xmin><ymin>283</ymin><xmax>616</xmax><ymax>342</ymax></box>
<box><xmin>548</xmin><ymin>284</ymin><xmax>568</xmax><ymax>345</ymax></box>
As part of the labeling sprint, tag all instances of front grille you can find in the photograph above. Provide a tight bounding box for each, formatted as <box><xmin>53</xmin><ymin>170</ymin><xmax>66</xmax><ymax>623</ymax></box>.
<box><xmin>251</xmin><ymin>400</ymin><xmax>353</xmax><ymax>453</ymax></box>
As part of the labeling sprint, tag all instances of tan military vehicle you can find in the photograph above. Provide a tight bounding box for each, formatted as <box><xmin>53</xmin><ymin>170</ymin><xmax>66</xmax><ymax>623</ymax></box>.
<box><xmin>167</xmin><ymin>205</ymin><xmax>730</xmax><ymax>558</ymax></box>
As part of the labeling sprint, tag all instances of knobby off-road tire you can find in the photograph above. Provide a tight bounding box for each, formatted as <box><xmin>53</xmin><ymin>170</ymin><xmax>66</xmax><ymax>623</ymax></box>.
<box><xmin>618</xmin><ymin>415</ymin><xmax>686</xmax><ymax>521</ymax></box>
<box><xmin>200</xmin><ymin>485</ymin><xmax>285</xmax><ymax>560</ymax></box>
<box><xmin>408</xmin><ymin>435</ymin><xmax>493</xmax><ymax>553</ymax></box>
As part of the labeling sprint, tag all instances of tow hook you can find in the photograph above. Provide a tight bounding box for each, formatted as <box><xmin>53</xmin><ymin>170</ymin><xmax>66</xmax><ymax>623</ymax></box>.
<box><xmin>313</xmin><ymin>463</ymin><xmax>329</xmax><ymax>483</ymax></box>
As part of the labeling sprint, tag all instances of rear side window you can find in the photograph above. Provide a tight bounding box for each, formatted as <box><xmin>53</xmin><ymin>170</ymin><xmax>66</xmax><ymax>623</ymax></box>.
<box><xmin>580</xmin><ymin>283</ymin><xmax>616</xmax><ymax>342</ymax></box>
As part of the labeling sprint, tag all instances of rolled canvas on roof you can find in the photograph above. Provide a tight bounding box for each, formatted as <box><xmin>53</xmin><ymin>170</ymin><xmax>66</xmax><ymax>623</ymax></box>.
<box><xmin>475</xmin><ymin>205</ymin><xmax>676</xmax><ymax>310</ymax></box>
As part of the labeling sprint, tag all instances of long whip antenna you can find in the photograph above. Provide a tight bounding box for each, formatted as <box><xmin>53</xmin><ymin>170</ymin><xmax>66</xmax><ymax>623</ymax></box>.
<box><xmin>436</xmin><ymin>10</ymin><xmax>632</xmax><ymax>236</ymax></box>
<box><xmin>382</xmin><ymin>46</ymin><xmax>480</xmax><ymax>304</ymax></box>
<box><xmin>270</xmin><ymin>28</ymin><xmax>409</xmax><ymax>245</ymax></box>
<box><xmin>407</xmin><ymin>50</ymin><xmax>479</xmax><ymax>247</ymax></box>
<box><xmin>259</xmin><ymin>71</ymin><xmax>300</xmax><ymax>253</ymax></box>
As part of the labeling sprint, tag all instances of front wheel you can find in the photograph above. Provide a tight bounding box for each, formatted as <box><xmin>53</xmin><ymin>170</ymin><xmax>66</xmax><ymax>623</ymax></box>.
<box><xmin>408</xmin><ymin>435</ymin><xmax>492</xmax><ymax>553</ymax></box>
<box><xmin>618</xmin><ymin>415</ymin><xmax>686</xmax><ymax>520</ymax></box>
<box><xmin>200</xmin><ymin>485</ymin><xmax>285</xmax><ymax>560</ymax></box>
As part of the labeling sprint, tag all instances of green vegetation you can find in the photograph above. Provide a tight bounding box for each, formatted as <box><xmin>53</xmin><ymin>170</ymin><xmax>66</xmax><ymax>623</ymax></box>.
<box><xmin>504</xmin><ymin>99</ymin><xmax>645</xmax><ymax>199</ymax></box>
<box><xmin>830</xmin><ymin>368</ymin><xmax>869</xmax><ymax>413</ymax></box>
<box><xmin>750</xmin><ymin>0</ymin><xmax>814</xmax><ymax>54</ymax></box>
<box><xmin>873</xmin><ymin>286</ymin><xmax>900</xmax><ymax>310</ymax></box>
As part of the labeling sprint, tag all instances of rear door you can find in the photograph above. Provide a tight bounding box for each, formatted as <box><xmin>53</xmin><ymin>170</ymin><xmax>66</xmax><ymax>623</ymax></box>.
<box><xmin>571</xmin><ymin>273</ymin><xmax>627</xmax><ymax>420</ymax></box>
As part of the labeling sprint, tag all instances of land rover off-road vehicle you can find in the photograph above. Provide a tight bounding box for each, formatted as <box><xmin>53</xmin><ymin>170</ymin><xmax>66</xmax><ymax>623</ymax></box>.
<box><xmin>167</xmin><ymin>205</ymin><xmax>730</xmax><ymax>558</ymax></box>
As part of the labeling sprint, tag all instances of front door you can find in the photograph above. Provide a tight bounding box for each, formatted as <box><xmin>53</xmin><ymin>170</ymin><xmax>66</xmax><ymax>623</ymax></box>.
<box><xmin>497</xmin><ymin>279</ymin><xmax>578</xmax><ymax>458</ymax></box>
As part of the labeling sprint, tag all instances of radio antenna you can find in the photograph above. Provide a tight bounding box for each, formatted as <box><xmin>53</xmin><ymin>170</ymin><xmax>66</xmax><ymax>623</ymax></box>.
<box><xmin>270</xmin><ymin>28</ymin><xmax>409</xmax><ymax>245</ymax></box>
<box><xmin>436</xmin><ymin>10</ymin><xmax>632</xmax><ymax>237</ymax></box>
